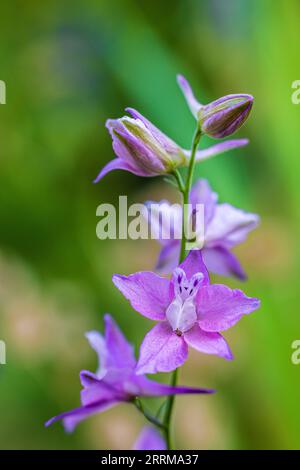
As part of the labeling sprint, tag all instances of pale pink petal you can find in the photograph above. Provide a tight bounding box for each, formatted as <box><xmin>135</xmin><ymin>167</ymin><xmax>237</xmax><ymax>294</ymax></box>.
<box><xmin>184</xmin><ymin>323</ymin><xmax>233</xmax><ymax>360</ymax></box>
<box><xmin>197</xmin><ymin>284</ymin><xmax>260</xmax><ymax>332</ymax></box>
<box><xmin>136</xmin><ymin>322</ymin><xmax>188</xmax><ymax>374</ymax></box>
<box><xmin>113</xmin><ymin>272</ymin><xmax>170</xmax><ymax>321</ymax></box>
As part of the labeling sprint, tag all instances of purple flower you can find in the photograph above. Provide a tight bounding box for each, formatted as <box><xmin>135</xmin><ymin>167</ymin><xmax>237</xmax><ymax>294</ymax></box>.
<box><xmin>45</xmin><ymin>314</ymin><xmax>213</xmax><ymax>432</ymax></box>
<box><xmin>95</xmin><ymin>109</ymin><xmax>249</xmax><ymax>182</ymax></box>
<box><xmin>177</xmin><ymin>74</ymin><xmax>253</xmax><ymax>138</ymax></box>
<box><xmin>145</xmin><ymin>179</ymin><xmax>259</xmax><ymax>280</ymax></box>
<box><xmin>94</xmin><ymin>108</ymin><xmax>186</xmax><ymax>182</ymax></box>
<box><xmin>133</xmin><ymin>426</ymin><xmax>166</xmax><ymax>450</ymax></box>
<box><xmin>113</xmin><ymin>251</ymin><xmax>260</xmax><ymax>374</ymax></box>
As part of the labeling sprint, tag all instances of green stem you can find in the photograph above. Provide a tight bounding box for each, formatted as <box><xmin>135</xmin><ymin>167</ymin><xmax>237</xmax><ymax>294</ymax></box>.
<box><xmin>162</xmin><ymin>368</ymin><xmax>178</xmax><ymax>449</ymax></box>
<box><xmin>163</xmin><ymin>124</ymin><xmax>202</xmax><ymax>450</ymax></box>
<box><xmin>179</xmin><ymin>125</ymin><xmax>202</xmax><ymax>263</ymax></box>
<box><xmin>134</xmin><ymin>398</ymin><xmax>166</xmax><ymax>431</ymax></box>
<box><xmin>173</xmin><ymin>169</ymin><xmax>185</xmax><ymax>194</ymax></box>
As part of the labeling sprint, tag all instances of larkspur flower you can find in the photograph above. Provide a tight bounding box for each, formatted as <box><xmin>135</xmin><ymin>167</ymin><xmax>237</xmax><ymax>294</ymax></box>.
<box><xmin>177</xmin><ymin>74</ymin><xmax>253</xmax><ymax>138</ymax></box>
<box><xmin>133</xmin><ymin>426</ymin><xmax>166</xmax><ymax>451</ymax></box>
<box><xmin>145</xmin><ymin>179</ymin><xmax>259</xmax><ymax>279</ymax></box>
<box><xmin>94</xmin><ymin>109</ymin><xmax>249</xmax><ymax>182</ymax></box>
<box><xmin>45</xmin><ymin>314</ymin><xmax>213</xmax><ymax>432</ymax></box>
<box><xmin>113</xmin><ymin>251</ymin><xmax>260</xmax><ymax>374</ymax></box>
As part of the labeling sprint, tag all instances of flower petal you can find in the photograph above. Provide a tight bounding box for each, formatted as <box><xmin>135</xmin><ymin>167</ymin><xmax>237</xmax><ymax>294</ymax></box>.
<box><xmin>184</xmin><ymin>323</ymin><xmax>233</xmax><ymax>360</ymax></box>
<box><xmin>202</xmin><ymin>246</ymin><xmax>247</xmax><ymax>280</ymax></box>
<box><xmin>200</xmin><ymin>95</ymin><xmax>253</xmax><ymax>139</ymax></box>
<box><xmin>144</xmin><ymin>200</ymin><xmax>182</xmax><ymax>243</ymax></box>
<box><xmin>107</xmin><ymin>117</ymin><xmax>166</xmax><ymax>175</ymax></box>
<box><xmin>142</xmin><ymin>200</ymin><xmax>181</xmax><ymax>274</ymax></box>
<box><xmin>178</xmin><ymin>250</ymin><xmax>210</xmax><ymax>286</ymax></box>
<box><xmin>45</xmin><ymin>400</ymin><xmax>118</xmax><ymax>433</ymax></box>
<box><xmin>205</xmin><ymin>203</ymin><xmax>260</xmax><ymax>248</ymax></box>
<box><xmin>84</xmin><ymin>332</ymin><xmax>107</xmax><ymax>378</ymax></box>
<box><xmin>94</xmin><ymin>158</ymin><xmax>147</xmax><ymax>183</ymax></box>
<box><xmin>126</xmin><ymin>108</ymin><xmax>180</xmax><ymax>154</ymax></box>
<box><xmin>118</xmin><ymin>117</ymin><xmax>168</xmax><ymax>174</ymax></box>
<box><xmin>156</xmin><ymin>241</ymin><xmax>180</xmax><ymax>274</ymax></box>
<box><xmin>133</xmin><ymin>427</ymin><xmax>166</xmax><ymax>451</ymax></box>
<box><xmin>136</xmin><ymin>375</ymin><xmax>214</xmax><ymax>396</ymax></box>
<box><xmin>197</xmin><ymin>284</ymin><xmax>260</xmax><ymax>332</ymax></box>
<box><xmin>184</xmin><ymin>139</ymin><xmax>249</xmax><ymax>163</ymax></box>
<box><xmin>104</xmin><ymin>314</ymin><xmax>136</xmax><ymax>370</ymax></box>
<box><xmin>177</xmin><ymin>74</ymin><xmax>202</xmax><ymax>118</ymax></box>
<box><xmin>112</xmin><ymin>272</ymin><xmax>170</xmax><ymax>321</ymax></box>
<box><xmin>189</xmin><ymin>179</ymin><xmax>218</xmax><ymax>226</ymax></box>
<box><xmin>85</xmin><ymin>315</ymin><xmax>136</xmax><ymax>375</ymax></box>
<box><xmin>136</xmin><ymin>322</ymin><xmax>188</xmax><ymax>374</ymax></box>
<box><xmin>79</xmin><ymin>371</ymin><xmax>121</xmax><ymax>406</ymax></box>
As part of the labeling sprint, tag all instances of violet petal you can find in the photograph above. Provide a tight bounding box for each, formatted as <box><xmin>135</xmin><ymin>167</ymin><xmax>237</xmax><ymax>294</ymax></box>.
<box><xmin>112</xmin><ymin>272</ymin><xmax>170</xmax><ymax>321</ymax></box>
<box><xmin>184</xmin><ymin>323</ymin><xmax>233</xmax><ymax>360</ymax></box>
<box><xmin>202</xmin><ymin>246</ymin><xmax>247</xmax><ymax>280</ymax></box>
<box><xmin>136</xmin><ymin>322</ymin><xmax>188</xmax><ymax>374</ymax></box>
<box><xmin>197</xmin><ymin>284</ymin><xmax>260</xmax><ymax>332</ymax></box>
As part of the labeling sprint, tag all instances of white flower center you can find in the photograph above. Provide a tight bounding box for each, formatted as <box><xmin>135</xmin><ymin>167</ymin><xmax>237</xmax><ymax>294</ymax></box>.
<box><xmin>166</xmin><ymin>268</ymin><xmax>203</xmax><ymax>334</ymax></box>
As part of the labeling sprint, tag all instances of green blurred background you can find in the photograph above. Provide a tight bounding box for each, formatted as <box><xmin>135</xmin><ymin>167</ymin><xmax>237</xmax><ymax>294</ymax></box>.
<box><xmin>0</xmin><ymin>0</ymin><xmax>300</xmax><ymax>450</ymax></box>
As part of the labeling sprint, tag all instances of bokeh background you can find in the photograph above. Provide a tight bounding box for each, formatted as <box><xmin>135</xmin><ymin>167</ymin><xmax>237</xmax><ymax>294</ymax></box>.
<box><xmin>0</xmin><ymin>0</ymin><xmax>300</xmax><ymax>450</ymax></box>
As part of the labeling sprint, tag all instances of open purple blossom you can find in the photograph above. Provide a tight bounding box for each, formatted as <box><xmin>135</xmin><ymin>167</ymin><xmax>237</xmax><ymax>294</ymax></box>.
<box><xmin>45</xmin><ymin>314</ymin><xmax>213</xmax><ymax>432</ymax></box>
<box><xmin>133</xmin><ymin>426</ymin><xmax>166</xmax><ymax>450</ymax></box>
<box><xmin>145</xmin><ymin>179</ymin><xmax>259</xmax><ymax>280</ymax></box>
<box><xmin>177</xmin><ymin>74</ymin><xmax>253</xmax><ymax>138</ymax></box>
<box><xmin>113</xmin><ymin>251</ymin><xmax>260</xmax><ymax>375</ymax></box>
<box><xmin>94</xmin><ymin>109</ymin><xmax>249</xmax><ymax>182</ymax></box>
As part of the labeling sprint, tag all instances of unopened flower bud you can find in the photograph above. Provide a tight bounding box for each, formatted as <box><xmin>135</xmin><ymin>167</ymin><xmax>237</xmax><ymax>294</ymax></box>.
<box><xmin>199</xmin><ymin>94</ymin><xmax>253</xmax><ymax>138</ymax></box>
<box><xmin>94</xmin><ymin>108</ymin><xmax>186</xmax><ymax>182</ymax></box>
<box><xmin>177</xmin><ymin>74</ymin><xmax>253</xmax><ymax>139</ymax></box>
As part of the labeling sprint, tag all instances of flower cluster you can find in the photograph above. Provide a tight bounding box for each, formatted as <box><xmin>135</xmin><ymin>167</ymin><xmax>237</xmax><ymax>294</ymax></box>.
<box><xmin>46</xmin><ymin>314</ymin><xmax>212</xmax><ymax>432</ymax></box>
<box><xmin>144</xmin><ymin>179</ymin><xmax>259</xmax><ymax>279</ymax></box>
<box><xmin>47</xmin><ymin>75</ymin><xmax>260</xmax><ymax>450</ymax></box>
